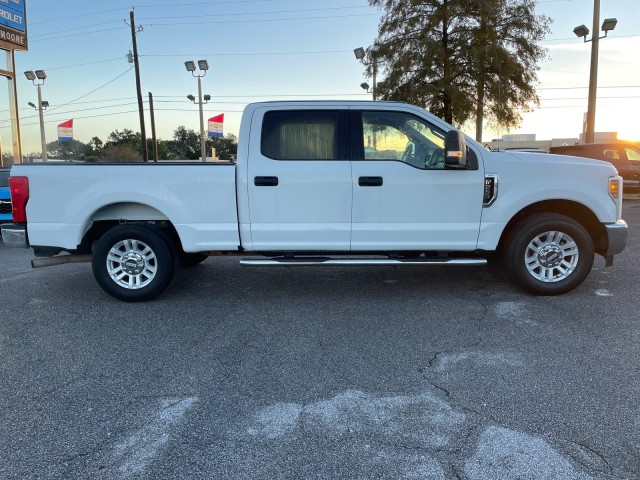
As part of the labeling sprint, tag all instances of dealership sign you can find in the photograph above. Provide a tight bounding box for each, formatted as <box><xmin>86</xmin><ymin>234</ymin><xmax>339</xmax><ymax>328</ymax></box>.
<box><xmin>0</xmin><ymin>0</ymin><xmax>27</xmax><ymax>51</ymax></box>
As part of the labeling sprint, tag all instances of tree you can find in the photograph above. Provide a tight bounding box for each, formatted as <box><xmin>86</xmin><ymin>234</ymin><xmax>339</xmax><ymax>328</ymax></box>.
<box><xmin>86</xmin><ymin>136</ymin><xmax>104</xmax><ymax>161</ymax></box>
<box><xmin>209</xmin><ymin>134</ymin><xmax>238</xmax><ymax>161</ymax></box>
<box><xmin>165</xmin><ymin>126</ymin><xmax>238</xmax><ymax>160</ymax></box>
<box><xmin>99</xmin><ymin>145</ymin><xmax>143</xmax><ymax>162</ymax></box>
<box><xmin>46</xmin><ymin>139</ymin><xmax>91</xmax><ymax>161</ymax></box>
<box><xmin>366</xmin><ymin>0</ymin><xmax>550</xmax><ymax>141</ymax></box>
<box><xmin>166</xmin><ymin>126</ymin><xmax>201</xmax><ymax>160</ymax></box>
<box><xmin>104</xmin><ymin>129</ymin><xmax>143</xmax><ymax>159</ymax></box>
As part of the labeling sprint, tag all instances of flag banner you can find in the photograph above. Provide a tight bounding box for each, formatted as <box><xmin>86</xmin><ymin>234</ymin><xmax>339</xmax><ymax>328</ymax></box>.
<box><xmin>208</xmin><ymin>114</ymin><xmax>224</xmax><ymax>138</ymax></box>
<box><xmin>57</xmin><ymin>119</ymin><xmax>73</xmax><ymax>142</ymax></box>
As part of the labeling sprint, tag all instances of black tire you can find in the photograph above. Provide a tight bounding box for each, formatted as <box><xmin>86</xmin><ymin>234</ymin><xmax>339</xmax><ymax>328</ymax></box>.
<box><xmin>502</xmin><ymin>213</ymin><xmax>594</xmax><ymax>295</ymax></box>
<box><xmin>180</xmin><ymin>252</ymin><xmax>209</xmax><ymax>268</ymax></box>
<box><xmin>92</xmin><ymin>224</ymin><xmax>177</xmax><ymax>302</ymax></box>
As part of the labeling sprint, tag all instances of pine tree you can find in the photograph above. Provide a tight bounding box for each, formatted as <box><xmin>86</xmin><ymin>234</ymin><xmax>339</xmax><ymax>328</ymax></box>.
<box><xmin>365</xmin><ymin>0</ymin><xmax>550</xmax><ymax>141</ymax></box>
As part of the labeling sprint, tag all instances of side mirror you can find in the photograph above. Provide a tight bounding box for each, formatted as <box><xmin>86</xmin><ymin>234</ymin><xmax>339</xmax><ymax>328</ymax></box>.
<box><xmin>445</xmin><ymin>130</ymin><xmax>467</xmax><ymax>168</ymax></box>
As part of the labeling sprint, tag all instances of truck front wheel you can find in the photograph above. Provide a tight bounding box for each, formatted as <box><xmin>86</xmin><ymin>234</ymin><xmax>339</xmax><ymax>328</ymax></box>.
<box><xmin>503</xmin><ymin>213</ymin><xmax>594</xmax><ymax>295</ymax></box>
<box><xmin>92</xmin><ymin>225</ymin><xmax>177</xmax><ymax>302</ymax></box>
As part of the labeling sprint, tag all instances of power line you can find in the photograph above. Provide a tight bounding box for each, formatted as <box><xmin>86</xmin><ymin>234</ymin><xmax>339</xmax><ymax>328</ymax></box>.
<box><xmin>141</xmin><ymin>50</ymin><xmax>352</xmax><ymax>57</ymax></box>
<box><xmin>138</xmin><ymin>5</ymin><xmax>370</xmax><ymax>21</ymax></box>
<box><xmin>136</xmin><ymin>0</ymin><xmax>280</xmax><ymax>7</ymax></box>
<box><xmin>542</xmin><ymin>34</ymin><xmax>639</xmax><ymax>43</ymax></box>
<box><xmin>43</xmin><ymin>58</ymin><xmax>126</xmax><ymax>72</ymax></box>
<box><xmin>18</xmin><ymin>108</ymin><xmax>245</xmax><ymax>128</ymax></box>
<box><xmin>30</xmin><ymin>8</ymin><xmax>127</xmax><ymax>25</ymax></box>
<box><xmin>139</xmin><ymin>12</ymin><xmax>378</xmax><ymax>26</ymax></box>
<box><xmin>31</xmin><ymin>20</ymin><xmax>124</xmax><ymax>39</ymax></box>
<box><xmin>31</xmin><ymin>27</ymin><xmax>129</xmax><ymax>43</ymax></box>
<box><xmin>47</xmin><ymin>67</ymin><xmax>134</xmax><ymax>114</ymax></box>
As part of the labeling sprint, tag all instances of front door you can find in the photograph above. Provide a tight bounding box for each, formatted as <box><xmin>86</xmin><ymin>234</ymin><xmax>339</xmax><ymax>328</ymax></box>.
<box><xmin>350</xmin><ymin>110</ymin><xmax>484</xmax><ymax>251</ymax></box>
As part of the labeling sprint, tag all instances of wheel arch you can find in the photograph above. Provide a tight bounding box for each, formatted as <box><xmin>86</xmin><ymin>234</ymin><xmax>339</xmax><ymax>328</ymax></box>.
<box><xmin>77</xmin><ymin>202</ymin><xmax>182</xmax><ymax>253</ymax></box>
<box><xmin>497</xmin><ymin>200</ymin><xmax>607</xmax><ymax>256</ymax></box>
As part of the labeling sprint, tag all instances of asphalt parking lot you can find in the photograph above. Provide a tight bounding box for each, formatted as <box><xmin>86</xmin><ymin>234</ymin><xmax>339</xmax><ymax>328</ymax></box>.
<box><xmin>1</xmin><ymin>202</ymin><xmax>639</xmax><ymax>480</ymax></box>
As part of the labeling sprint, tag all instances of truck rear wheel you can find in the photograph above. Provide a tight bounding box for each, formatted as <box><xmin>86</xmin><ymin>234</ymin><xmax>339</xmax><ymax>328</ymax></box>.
<box><xmin>503</xmin><ymin>213</ymin><xmax>594</xmax><ymax>295</ymax></box>
<box><xmin>92</xmin><ymin>225</ymin><xmax>177</xmax><ymax>302</ymax></box>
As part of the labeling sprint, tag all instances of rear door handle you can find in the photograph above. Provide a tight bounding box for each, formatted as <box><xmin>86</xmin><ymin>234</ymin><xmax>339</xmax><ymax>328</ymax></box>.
<box><xmin>254</xmin><ymin>176</ymin><xmax>279</xmax><ymax>187</ymax></box>
<box><xmin>358</xmin><ymin>176</ymin><xmax>383</xmax><ymax>187</ymax></box>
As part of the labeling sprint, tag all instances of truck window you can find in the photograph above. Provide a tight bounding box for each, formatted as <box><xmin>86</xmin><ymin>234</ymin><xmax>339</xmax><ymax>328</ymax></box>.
<box><xmin>359</xmin><ymin>111</ymin><xmax>446</xmax><ymax>169</ymax></box>
<box><xmin>625</xmin><ymin>147</ymin><xmax>640</xmax><ymax>162</ymax></box>
<box><xmin>261</xmin><ymin>110</ymin><xmax>339</xmax><ymax>160</ymax></box>
<box><xmin>603</xmin><ymin>149</ymin><xmax>621</xmax><ymax>160</ymax></box>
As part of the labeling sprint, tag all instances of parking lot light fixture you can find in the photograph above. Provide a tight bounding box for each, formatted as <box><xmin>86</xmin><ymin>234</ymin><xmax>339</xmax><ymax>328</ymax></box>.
<box><xmin>601</xmin><ymin>18</ymin><xmax>618</xmax><ymax>34</ymax></box>
<box><xmin>573</xmin><ymin>25</ymin><xmax>589</xmax><ymax>39</ymax></box>
<box><xmin>573</xmin><ymin>0</ymin><xmax>617</xmax><ymax>144</ymax></box>
<box><xmin>185</xmin><ymin>59</ymin><xmax>211</xmax><ymax>161</ymax></box>
<box><xmin>24</xmin><ymin>69</ymin><xmax>48</xmax><ymax>161</ymax></box>
<box><xmin>354</xmin><ymin>45</ymin><xmax>381</xmax><ymax>100</ymax></box>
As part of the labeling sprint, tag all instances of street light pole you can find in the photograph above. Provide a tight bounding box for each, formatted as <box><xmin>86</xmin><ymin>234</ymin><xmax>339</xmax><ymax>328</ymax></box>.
<box><xmin>354</xmin><ymin>46</ymin><xmax>379</xmax><ymax>101</ymax></box>
<box><xmin>197</xmin><ymin>75</ymin><xmax>206</xmax><ymax>162</ymax></box>
<box><xmin>586</xmin><ymin>0</ymin><xmax>601</xmax><ymax>145</ymax></box>
<box><xmin>36</xmin><ymin>82</ymin><xmax>47</xmax><ymax>162</ymax></box>
<box><xmin>573</xmin><ymin>1</ymin><xmax>617</xmax><ymax>144</ymax></box>
<box><xmin>185</xmin><ymin>60</ymin><xmax>210</xmax><ymax>162</ymax></box>
<box><xmin>24</xmin><ymin>70</ymin><xmax>48</xmax><ymax>162</ymax></box>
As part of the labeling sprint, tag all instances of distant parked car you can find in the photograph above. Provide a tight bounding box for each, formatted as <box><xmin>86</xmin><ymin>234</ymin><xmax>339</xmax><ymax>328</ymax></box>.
<box><xmin>0</xmin><ymin>168</ymin><xmax>12</xmax><ymax>224</ymax></box>
<box><xmin>549</xmin><ymin>143</ymin><xmax>640</xmax><ymax>192</ymax></box>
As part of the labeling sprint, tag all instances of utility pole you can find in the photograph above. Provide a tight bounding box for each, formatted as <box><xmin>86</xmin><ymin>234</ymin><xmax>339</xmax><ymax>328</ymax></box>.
<box><xmin>149</xmin><ymin>92</ymin><xmax>158</xmax><ymax>161</ymax></box>
<box><xmin>585</xmin><ymin>0</ymin><xmax>600</xmax><ymax>144</ymax></box>
<box><xmin>130</xmin><ymin>10</ymin><xmax>148</xmax><ymax>162</ymax></box>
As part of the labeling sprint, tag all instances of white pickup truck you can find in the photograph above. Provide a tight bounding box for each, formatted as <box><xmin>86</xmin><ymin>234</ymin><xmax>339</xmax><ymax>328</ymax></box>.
<box><xmin>1</xmin><ymin>101</ymin><xmax>628</xmax><ymax>301</ymax></box>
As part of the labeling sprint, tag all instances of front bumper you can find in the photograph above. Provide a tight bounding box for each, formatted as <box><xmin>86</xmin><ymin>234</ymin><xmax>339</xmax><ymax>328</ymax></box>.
<box><xmin>1</xmin><ymin>223</ymin><xmax>28</xmax><ymax>248</ymax></box>
<box><xmin>604</xmin><ymin>220</ymin><xmax>628</xmax><ymax>266</ymax></box>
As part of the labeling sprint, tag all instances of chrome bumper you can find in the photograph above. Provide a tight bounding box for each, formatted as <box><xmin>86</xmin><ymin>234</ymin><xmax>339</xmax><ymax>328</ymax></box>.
<box><xmin>604</xmin><ymin>220</ymin><xmax>628</xmax><ymax>266</ymax></box>
<box><xmin>1</xmin><ymin>223</ymin><xmax>28</xmax><ymax>248</ymax></box>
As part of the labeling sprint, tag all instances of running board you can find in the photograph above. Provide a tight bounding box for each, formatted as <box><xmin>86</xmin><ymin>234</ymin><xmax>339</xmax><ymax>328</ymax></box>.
<box><xmin>240</xmin><ymin>257</ymin><xmax>487</xmax><ymax>266</ymax></box>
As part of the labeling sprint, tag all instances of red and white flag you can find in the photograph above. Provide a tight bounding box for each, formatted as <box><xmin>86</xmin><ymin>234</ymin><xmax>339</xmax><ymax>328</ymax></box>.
<box><xmin>208</xmin><ymin>114</ymin><xmax>223</xmax><ymax>138</ymax></box>
<box><xmin>57</xmin><ymin>119</ymin><xmax>73</xmax><ymax>142</ymax></box>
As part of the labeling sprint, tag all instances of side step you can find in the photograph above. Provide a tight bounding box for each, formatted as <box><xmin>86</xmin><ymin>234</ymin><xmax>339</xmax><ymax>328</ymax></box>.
<box><xmin>240</xmin><ymin>257</ymin><xmax>487</xmax><ymax>266</ymax></box>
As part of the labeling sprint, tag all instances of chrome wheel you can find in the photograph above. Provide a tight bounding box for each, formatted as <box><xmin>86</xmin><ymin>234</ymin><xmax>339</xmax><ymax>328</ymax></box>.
<box><xmin>106</xmin><ymin>238</ymin><xmax>158</xmax><ymax>289</ymax></box>
<box><xmin>524</xmin><ymin>230</ymin><xmax>579</xmax><ymax>283</ymax></box>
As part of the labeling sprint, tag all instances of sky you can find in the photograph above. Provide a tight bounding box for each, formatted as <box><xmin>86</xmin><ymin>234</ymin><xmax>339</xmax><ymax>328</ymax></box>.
<box><xmin>0</xmin><ymin>0</ymin><xmax>639</xmax><ymax>156</ymax></box>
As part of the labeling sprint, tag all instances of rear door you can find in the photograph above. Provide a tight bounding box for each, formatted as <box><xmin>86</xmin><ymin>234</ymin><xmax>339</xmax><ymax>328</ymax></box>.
<box><xmin>350</xmin><ymin>109</ymin><xmax>484</xmax><ymax>250</ymax></box>
<box><xmin>247</xmin><ymin>108</ymin><xmax>352</xmax><ymax>250</ymax></box>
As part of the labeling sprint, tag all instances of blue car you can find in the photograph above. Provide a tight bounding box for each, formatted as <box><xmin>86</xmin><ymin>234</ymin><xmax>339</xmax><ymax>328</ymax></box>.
<box><xmin>0</xmin><ymin>168</ymin><xmax>11</xmax><ymax>224</ymax></box>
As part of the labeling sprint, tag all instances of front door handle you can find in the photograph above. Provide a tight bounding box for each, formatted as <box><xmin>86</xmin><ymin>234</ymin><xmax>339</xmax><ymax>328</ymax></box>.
<box><xmin>358</xmin><ymin>176</ymin><xmax>383</xmax><ymax>187</ymax></box>
<box><xmin>254</xmin><ymin>176</ymin><xmax>279</xmax><ymax>187</ymax></box>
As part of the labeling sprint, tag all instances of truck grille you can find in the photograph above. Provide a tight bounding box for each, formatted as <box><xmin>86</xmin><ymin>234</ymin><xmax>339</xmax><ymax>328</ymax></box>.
<box><xmin>0</xmin><ymin>200</ymin><xmax>12</xmax><ymax>215</ymax></box>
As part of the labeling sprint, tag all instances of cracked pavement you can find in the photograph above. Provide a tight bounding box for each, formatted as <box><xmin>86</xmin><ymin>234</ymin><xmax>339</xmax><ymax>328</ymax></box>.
<box><xmin>1</xmin><ymin>201</ymin><xmax>639</xmax><ymax>479</ymax></box>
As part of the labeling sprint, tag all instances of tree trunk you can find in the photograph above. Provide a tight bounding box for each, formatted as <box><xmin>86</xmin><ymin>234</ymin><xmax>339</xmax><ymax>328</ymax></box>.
<box><xmin>475</xmin><ymin>15</ymin><xmax>487</xmax><ymax>142</ymax></box>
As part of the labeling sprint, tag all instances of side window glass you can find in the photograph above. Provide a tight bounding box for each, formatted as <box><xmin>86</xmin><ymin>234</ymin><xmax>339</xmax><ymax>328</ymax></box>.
<box><xmin>603</xmin><ymin>149</ymin><xmax>621</xmax><ymax>160</ymax></box>
<box><xmin>261</xmin><ymin>110</ymin><xmax>338</xmax><ymax>160</ymax></box>
<box><xmin>624</xmin><ymin>147</ymin><xmax>640</xmax><ymax>163</ymax></box>
<box><xmin>361</xmin><ymin>111</ymin><xmax>446</xmax><ymax>169</ymax></box>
